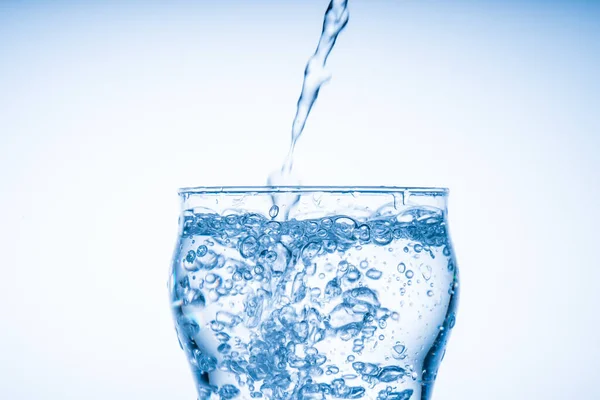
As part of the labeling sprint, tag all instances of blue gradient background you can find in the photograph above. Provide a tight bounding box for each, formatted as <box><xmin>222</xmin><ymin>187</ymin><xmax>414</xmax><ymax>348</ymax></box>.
<box><xmin>1</xmin><ymin>1</ymin><xmax>599</xmax><ymax>399</ymax></box>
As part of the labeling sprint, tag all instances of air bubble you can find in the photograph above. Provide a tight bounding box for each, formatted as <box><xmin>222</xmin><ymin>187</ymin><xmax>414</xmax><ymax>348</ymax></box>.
<box><xmin>366</xmin><ymin>268</ymin><xmax>382</xmax><ymax>280</ymax></box>
<box><xmin>185</xmin><ymin>250</ymin><xmax>196</xmax><ymax>263</ymax></box>
<box><xmin>183</xmin><ymin>289</ymin><xmax>205</xmax><ymax>307</ymax></box>
<box><xmin>217</xmin><ymin>343</ymin><xmax>231</xmax><ymax>353</ymax></box>
<box><xmin>420</xmin><ymin>264</ymin><xmax>432</xmax><ymax>281</ymax></box>
<box><xmin>378</xmin><ymin>366</ymin><xmax>406</xmax><ymax>382</ymax></box>
<box><xmin>219</xmin><ymin>385</ymin><xmax>239</xmax><ymax>399</ymax></box>
<box><xmin>448</xmin><ymin>313</ymin><xmax>457</xmax><ymax>329</ymax></box>
<box><xmin>356</xmin><ymin>224</ymin><xmax>371</xmax><ymax>241</ymax></box>
<box><xmin>174</xmin><ymin>210</ymin><xmax>455</xmax><ymax>395</ymax></box>
<box><xmin>196</xmin><ymin>245</ymin><xmax>208</xmax><ymax>257</ymax></box>
<box><xmin>397</xmin><ymin>262</ymin><xmax>406</xmax><ymax>274</ymax></box>
<box><xmin>216</xmin><ymin>311</ymin><xmax>242</xmax><ymax>328</ymax></box>
<box><xmin>269</xmin><ymin>205</ymin><xmax>279</xmax><ymax>218</ymax></box>
<box><xmin>344</xmin><ymin>267</ymin><xmax>361</xmax><ymax>283</ymax></box>
<box><xmin>327</xmin><ymin>365</ymin><xmax>340</xmax><ymax>375</ymax></box>
<box><xmin>240</xmin><ymin>236</ymin><xmax>258</xmax><ymax>258</ymax></box>
<box><xmin>215</xmin><ymin>332</ymin><xmax>230</xmax><ymax>342</ymax></box>
<box><xmin>393</xmin><ymin>343</ymin><xmax>406</xmax><ymax>356</ymax></box>
<box><xmin>302</xmin><ymin>242</ymin><xmax>322</xmax><ymax>263</ymax></box>
<box><xmin>338</xmin><ymin>260</ymin><xmax>349</xmax><ymax>272</ymax></box>
<box><xmin>205</xmin><ymin>273</ymin><xmax>222</xmax><ymax>289</ymax></box>
<box><xmin>443</xmin><ymin>246</ymin><xmax>451</xmax><ymax>256</ymax></box>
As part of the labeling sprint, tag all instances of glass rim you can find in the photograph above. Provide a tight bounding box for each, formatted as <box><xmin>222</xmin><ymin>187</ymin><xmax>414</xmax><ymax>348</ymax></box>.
<box><xmin>178</xmin><ymin>186</ymin><xmax>449</xmax><ymax>195</ymax></box>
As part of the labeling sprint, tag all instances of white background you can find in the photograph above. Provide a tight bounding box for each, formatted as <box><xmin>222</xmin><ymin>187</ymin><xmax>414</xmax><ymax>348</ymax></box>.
<box><xmin>1</xmin><ymin>1</ymin><xmax>599</xmax><ymax>399</ymax></box>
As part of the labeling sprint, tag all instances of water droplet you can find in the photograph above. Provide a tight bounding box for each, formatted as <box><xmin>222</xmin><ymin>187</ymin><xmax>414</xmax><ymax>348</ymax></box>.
<box><xmin>379</xmin><ymin>334</ymin><xmax>385</xmax><ymax>340</ymax></box>
<box><xmin>359</xmin><ymin>260</ymin><xmax>369</xmax><ymax>269</ymax></box>
<box><xmin>405</xmin><ymin>270</ymin><xmax>414</xmax><ymax>279</ymax></box>
<box><xmin>414</xmin><ymin>244</ymin><xmax>423</xmax><ymax>253</ymax></box>
<box><xmin>427</xmin><ymin>290</ymin><xmax>434</xmax><ymax>297</ymax></box>
<box><xmin>403</xmin><ymin>246</ymin><xmax>409</xmax><ymax>253</ymax></box>
<box><xmin>269</xmin><ymin>205</ymin><xmax>279</xmax><ymax>218</ymax></box>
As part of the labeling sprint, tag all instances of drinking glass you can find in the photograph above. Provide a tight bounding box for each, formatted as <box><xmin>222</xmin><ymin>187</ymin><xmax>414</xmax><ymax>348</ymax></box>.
<box><xmin>169</xmin><ymin>187</ymin><xmax>459</xmax><ymax>400</ymax></box>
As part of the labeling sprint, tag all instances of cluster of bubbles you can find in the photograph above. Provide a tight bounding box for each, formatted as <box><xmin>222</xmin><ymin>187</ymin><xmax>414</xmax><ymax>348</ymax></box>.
<box><xmin>171</xmin><ymin>208</ymin><xmax>457</xmax><ymax>399</ymax></box>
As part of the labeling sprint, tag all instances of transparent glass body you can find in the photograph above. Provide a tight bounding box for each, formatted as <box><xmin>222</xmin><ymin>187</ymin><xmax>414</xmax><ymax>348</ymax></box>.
<box><xmin>169</xmin><ymin>187</ymin><xmax>459</xmax><ymax>400</ymax></box>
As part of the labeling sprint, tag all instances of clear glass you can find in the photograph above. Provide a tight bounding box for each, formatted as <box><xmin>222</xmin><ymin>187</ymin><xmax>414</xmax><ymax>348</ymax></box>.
<box><xmin>169</xmin><ymin>187</ymin><xmax>459</xmax><ymax>400</ymax></box>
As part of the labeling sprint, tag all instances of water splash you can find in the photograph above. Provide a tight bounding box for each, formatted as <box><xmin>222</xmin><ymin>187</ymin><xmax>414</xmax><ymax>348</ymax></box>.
<box><xmin>268</xmin><ymin>0</ymin><xmax>350</xmax><ymax>190</ymax></box>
